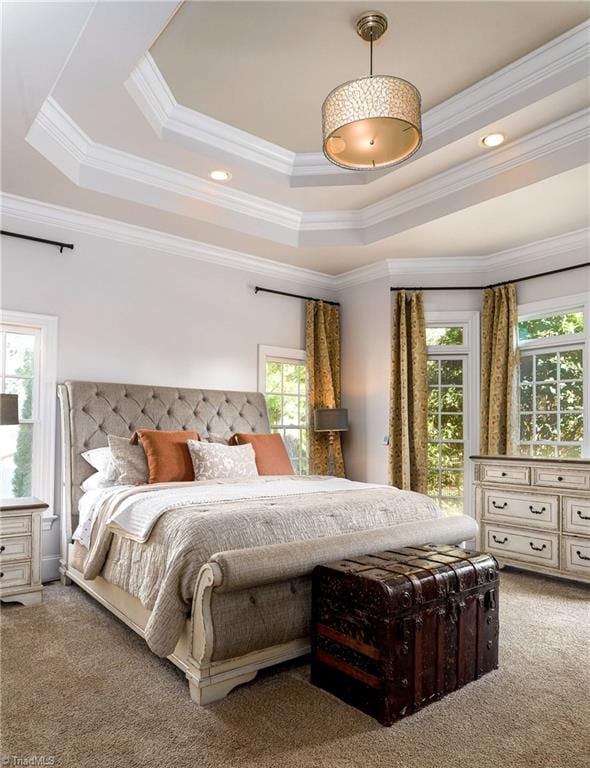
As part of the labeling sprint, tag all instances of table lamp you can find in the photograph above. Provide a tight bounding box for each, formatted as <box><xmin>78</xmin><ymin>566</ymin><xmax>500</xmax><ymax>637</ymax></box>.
<box><xmin>314</xmin><ymin>407</ymin><xmax>349</xmax><ymax>476</ymax></box>
<box><xmin>0</xmin><ymin>394</ymin><xmax>19</xmax><ymax>425</ymax></box>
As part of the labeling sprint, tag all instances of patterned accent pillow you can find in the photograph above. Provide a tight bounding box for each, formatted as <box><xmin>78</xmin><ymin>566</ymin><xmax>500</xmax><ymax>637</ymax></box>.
<box><xmin>188</xmin><ymin>440</ymin><xmax>258</xmax><ymax>481</ymax></box>
<box><xmin>108</xmin><ymin>434</ymin><xmax>149</xmax><ymax>485</ymax></box>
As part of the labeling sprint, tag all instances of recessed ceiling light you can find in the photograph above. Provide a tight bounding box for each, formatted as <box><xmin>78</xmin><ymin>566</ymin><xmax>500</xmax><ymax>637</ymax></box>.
<box><xmin>209</xmin><ymin>169</ymin><xmax>232</xmax><ymax>181</ymax></box>
<box><xmin>481</xmin><ymin>133</ymin><xmax>505</xmax><ymax>148</ymax></box>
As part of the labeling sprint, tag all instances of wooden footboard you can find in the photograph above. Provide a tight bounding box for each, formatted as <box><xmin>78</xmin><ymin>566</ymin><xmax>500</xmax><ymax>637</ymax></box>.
<box><xmin>64</xmin><ymin>552</ymin><xmax>310</xmax><ymax>705</ymax></box>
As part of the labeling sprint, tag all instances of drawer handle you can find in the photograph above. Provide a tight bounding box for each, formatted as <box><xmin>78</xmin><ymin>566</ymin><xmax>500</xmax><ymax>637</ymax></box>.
<box><xmin>529</xmin><ymin>505</ymin><xmax>546</xmax><ymax>515</ymax></box>
<box><xmin>0</xmin><ymin>545</ymin><xmax>4</xmax><ymax>553</ymax></box>
<box><xmin>529</xmin><ymin>542</ymin><xmax>547</xmax><ymax>552</ymax></box>
<box><xmin>492</xmin><ymin>501</ymin><xmax>508</xmax><ymax>510</ymax></box>
<box><xmin>576</xmin><ymin>510</ymin><xmax>590</xmax><ymax>521</ymax></box>
<box><xmin>501</xmin><ymin>472</ymin><xmax>507</xmax><ymax>477</ymax></box>
<box><xmin>576</xmin><ymin>550</ymin><xmax>590</xmax><ymax>562</ymax></box>
<box><xmin>0</xmin><ymin>572</ymin><xmax>3</xmax><ymax>578</ymax></box>
<box><xmin>557</xmin><ymin>476</ymin><xmax>564</xmax><ymax>482</ymax></box>
<box><xmin>492</xmin><ymin>535</ymin><xmax>508</xmax><ymax>545</ymax></box>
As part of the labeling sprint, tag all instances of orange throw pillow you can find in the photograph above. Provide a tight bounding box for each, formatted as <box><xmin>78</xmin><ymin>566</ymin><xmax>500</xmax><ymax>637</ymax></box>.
<box><xmin>130</xmin><ymin>429</ymin><xmax>199</xmax><ymax>483</ymax></box>
<box><xmin>230</xmin><ymin>433</ymin><xmax>294</xmax><ymax>475</ymax></box>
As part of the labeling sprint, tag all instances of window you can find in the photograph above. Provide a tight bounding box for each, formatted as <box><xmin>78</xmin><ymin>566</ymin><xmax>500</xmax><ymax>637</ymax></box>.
<box><xmin>0</xmin><ymin>326</ymin><xmax>39</xmax><ymax>497</ymax></box>
<box><xmin>425</xmin><ymin>326</ymin><xmax>464</xmax><ymax>346</ymax></box>
<box><xmin>518</xmin><ymin>297</ymin><xmax>588</xmax><ymax>458</ymax></box>
<box><xmin>426</xmin><ymin>313</ymin><xmax>479</xmax><ymax>518</ymax></box>
<box><xmin>258</xmin><ymin>346</ymin><xmax>308</xmax><ymax>474</ymax></box>
<box><xmin>518</xmin><ymin>311</ymin><xmax>584</xmax><ymax>342</ymax></box>
<box><xmin>0</xmin><ymin>312</ymin><xmax>57</xmax><ymax>514</ymax></box>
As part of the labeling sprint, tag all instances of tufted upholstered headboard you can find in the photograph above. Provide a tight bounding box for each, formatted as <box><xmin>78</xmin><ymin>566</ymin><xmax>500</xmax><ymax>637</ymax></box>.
<box><xmin>57</xmin><ymin>381</ymin><xmax>270</xmax><ymax>538</ymax></box>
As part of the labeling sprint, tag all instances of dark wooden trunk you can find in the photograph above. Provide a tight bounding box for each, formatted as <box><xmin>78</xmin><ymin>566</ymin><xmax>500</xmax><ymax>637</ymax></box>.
<box><xmin>311</xmin><ymin>544</ymin><xmax>499</xmax><ymax>726</ymax></box>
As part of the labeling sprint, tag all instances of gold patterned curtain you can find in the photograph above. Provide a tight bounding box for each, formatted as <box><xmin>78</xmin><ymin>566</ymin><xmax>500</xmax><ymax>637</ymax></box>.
<box><xmin>480</xmin><ymin>283</ymin><xmax>519</xmax><ymax>455</ymax></box>
<box><xmin>389</xmin><ymin>291</ymin><xmax>428</xmax><ymax>492</ymax></box>
<box><xmin>306</xmin><ymin>301</ymin><xmax>345</xmax><ymax>477</ymax></box>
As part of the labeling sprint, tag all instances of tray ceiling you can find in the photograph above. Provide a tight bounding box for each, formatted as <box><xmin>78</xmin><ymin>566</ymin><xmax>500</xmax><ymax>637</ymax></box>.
<box><xmin>152</xmin><ymin>1</ymin><xmax>590</xmax><ymax>153</ymax></box>
<box><xmin>1</xmin><ymin>0</ymin><xmax>589</xmax><ymax>281</ymax></box>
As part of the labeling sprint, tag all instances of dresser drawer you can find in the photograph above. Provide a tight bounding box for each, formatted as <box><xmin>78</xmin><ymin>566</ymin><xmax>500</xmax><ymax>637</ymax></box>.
<box><xmin>480</xmin><ymin>464</ymin><xmax>530</xmax><ymax>486</ymax></box>
<box><xmin>483</xmin><ymin>525</ymin><xmax>559</xmax><ymax>568</ymax></box>
<box><xmin>0</xmin><ymin>535</ymin><xmax>31</xmax><ymax>563</ymax></box>
<box><xmin>0</xmin><ymin>515</ymin><xmax>32</xmax><ymax>536</ymax></box>
<box><xmin>483</xmin><ymin>489</ymin><xmax>558</xmax><ymax>530</ymax></box>
<box><xmin>0</xmin><ymin>561</ymin><xmax>31</xmax><ymax>590</ymax></box>
<box><xmin>563</xmin><ymin>497</ymin><xmax>590</xmax><ymax>535</ymax></box>
<box><xmin>533</xmin><ymin>466</ymin><xmax>590</xmax><ymax>491</ymax></box>
<box><xmin>562</xmin><ymin>536</ymin><xmax>590</xmax><ymax>576</ymax></box>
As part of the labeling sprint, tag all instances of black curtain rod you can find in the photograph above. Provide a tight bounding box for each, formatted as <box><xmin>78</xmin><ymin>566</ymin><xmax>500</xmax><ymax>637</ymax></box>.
<box><xmin>254</xmin><ymin>286</ymin><xmax>340</xmax><ymax>306</ymax></box>
<box><xmin>1</xmin><ymin>230</ymin><xmax>74</xmax><ymax>253</ymax></box>
<box><xmin>389</xmin><ymin>261</ymin><xmax>589</xmax><ymax>292</ymax></box>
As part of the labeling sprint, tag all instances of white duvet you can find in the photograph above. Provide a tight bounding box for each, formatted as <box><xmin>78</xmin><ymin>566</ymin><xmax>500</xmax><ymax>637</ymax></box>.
<box><xmin>75</xmin><ymin>475</ymin><xmax>386</xmax><ymax>547</ymax></box>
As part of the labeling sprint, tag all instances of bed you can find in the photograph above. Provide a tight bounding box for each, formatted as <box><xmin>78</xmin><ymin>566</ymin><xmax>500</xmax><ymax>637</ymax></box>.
<box><xmin>58</xmin><ymin>380</ymin><xmax>478</xmax><ymax>705</ymax></box>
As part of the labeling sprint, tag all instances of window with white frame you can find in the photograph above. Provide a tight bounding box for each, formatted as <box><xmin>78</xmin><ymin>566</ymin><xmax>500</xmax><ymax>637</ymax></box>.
<box><xmin>0</xmin><ymin>312</ymin><xmax>57</xmax><ymax>511</ymax></box>
<box><xmin>517</xmin><ymin>295</ymin><xmax>588</xmax><ymax>458</ymax></box>
<box><xmin>426</xmin><ymin>313</ymin><xmax>479</xmax><ymax>517</ymax></box>
<box><xmin>258</xmin><ymin>346</ymin><xmax>308</xmax><ymax>474</ymax></box>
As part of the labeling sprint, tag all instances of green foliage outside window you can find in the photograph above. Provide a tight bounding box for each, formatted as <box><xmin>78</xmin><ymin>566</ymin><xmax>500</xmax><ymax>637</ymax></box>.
<box><xmin>426</xmin><ymin>327</ymin><xmax>464</xmax><ymax>346</ymax></box>
<box><xmin>11</xmin><ymin>349</ymin><xmax>34</xmax><ymax>497</ymax></box>
<box><xmin>265</xmin><ymin>359</ymin><xmax>308</xmax><ymax>474</ymax></box>
<box><xmin>518</xmin><ymin>347</ymin><xmax>584</xmax><ymax>458</ymax></box>
<box><xmin>518</xmin><ymin>311</ymin><xmax>584</xmax><ymax>341</ymax></box>
<box><xmin>427</xmin><ymin>358</ymin><xmax>465</xmax><ymax>516</ymax></box>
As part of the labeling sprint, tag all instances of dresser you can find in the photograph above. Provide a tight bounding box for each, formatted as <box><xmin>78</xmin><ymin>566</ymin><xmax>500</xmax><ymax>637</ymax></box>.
<box><xmin>0</xmin><ymin>497</ymin><xmax>45</xmax><ymax>605</ymax></box>
<box><xmin>472</xmin><ymin>456</ymin><xmax>590</xmax><ymax>584</ymax></box>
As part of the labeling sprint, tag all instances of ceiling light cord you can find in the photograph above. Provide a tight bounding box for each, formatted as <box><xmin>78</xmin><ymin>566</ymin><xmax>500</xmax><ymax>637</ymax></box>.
<box><xmin>370</xmin><ymin>33</ymin><xmax>373</xmax><ymax>77</ymax></box>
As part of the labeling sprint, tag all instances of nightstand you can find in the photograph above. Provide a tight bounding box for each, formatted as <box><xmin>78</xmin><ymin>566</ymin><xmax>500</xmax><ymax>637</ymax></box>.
<box><xmin>0</xmin><ymin>497</ymin><xmax>46</xmax><ymax>605</ymax></box>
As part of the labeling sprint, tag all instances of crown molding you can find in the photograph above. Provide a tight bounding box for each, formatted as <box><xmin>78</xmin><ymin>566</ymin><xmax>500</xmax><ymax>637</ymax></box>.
<box><xmin>126</xmin><ymin>21</ymin><xmax>589</xmax><ymax>188</ymax></box>
<box><xmin>357</xmin><ymin>107</ymin><xmax>590</xmax><ymax>231</ymax></box>
<box><xmin>27</xmin><ymin>98</ymin><xmax>303</xmax><ymax>245</ymax></box>
<box><xmin>26</xmin><ymin>96</ymin><xmax>588</xmax><ymax>249</ymax></box>
<box><xmin>126</xmin><ymin>53</ymin><xmax>359</xmax><ymax>184</ymax></box>
<box><xmin>423</xmin><ymin>20</ymin><xmax>590</xmax><ymax>144</ymax></box>
<box><xmin>333</xmin><ymin>229</ymin><xmax>590</xmax><ymax>289</ymax></box>
<box><xmin>2</xmin><ymin>193</ymin><xmax>587</xmax><ymax>294</ymax></box>
<box><xmin>0</xmin><ymin>193</ymin><xmax>331</xmax><ymax>291</ymax></box>
<box><xmin>126</xmin><ymin>53</ymin><xmax>298</xmax><ymax>177</ymax></box>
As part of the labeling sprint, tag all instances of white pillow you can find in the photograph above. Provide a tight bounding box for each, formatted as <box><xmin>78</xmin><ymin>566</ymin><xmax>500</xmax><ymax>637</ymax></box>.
<box><xmin>81</xmin><ymin>447</ymin><xmax>119</xmax><ymax>482</ymax></box>
<box><xmin>81</xmin><ymin>471</ymin><xmax>116</xmax><ymax>492</ymax></box>
<box><xmin>188</xmin><ymin>440</ymin><xmax>258</xmax><ymax>481</ymax></box>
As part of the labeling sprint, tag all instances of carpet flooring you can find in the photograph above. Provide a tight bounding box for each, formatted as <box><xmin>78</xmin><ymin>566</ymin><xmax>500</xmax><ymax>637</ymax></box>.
<box><xmin>1</xmin><ymin>570</ymin><xmax>588</xmax><ymax>768</ymax></box>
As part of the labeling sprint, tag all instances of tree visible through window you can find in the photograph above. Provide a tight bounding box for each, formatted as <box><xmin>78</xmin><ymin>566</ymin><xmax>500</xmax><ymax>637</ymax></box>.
<box><xmin>518</xmin><ymin>311</ymin><xmax>584</xmax><ymax>341</ymax></box>
<box><xmin>0</xmin><ymin>330</ymin><xmax>37</xmax><ymax>498</ymax></box>
<box><xmin>427</xmin><ymin>357</ymin><xmax>465</xmax><ymax>515</ymax></box>
<box><xmin>519</xmin><ymin>348</ymin><xmax>584</xmax><ymax>457</ymax></box>
<box><xmin>518</xmin><ymin>307</ymin><xmax>585</xmax><ymax>458</ymax></box>
<box><xmin>264</xmin><ymin>357</ymin><xmax>308</xmax><ymax>474</ymax></box>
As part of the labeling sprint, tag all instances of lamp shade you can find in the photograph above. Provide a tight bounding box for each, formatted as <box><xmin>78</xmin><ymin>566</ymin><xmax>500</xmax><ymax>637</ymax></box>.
<box><xmin>0</xmin><ymin>394</ymin><xmax>19</xmax><ymax>425</ymax></box>
<box><xmin>314</xmin><ymin>408</ymin><xmax>349</xmax><ymax>432</ymax></box>
<box><xmin>322</xmin><ymin>75</ymin><xmax>422</xmax><ymax>170</ymax></box>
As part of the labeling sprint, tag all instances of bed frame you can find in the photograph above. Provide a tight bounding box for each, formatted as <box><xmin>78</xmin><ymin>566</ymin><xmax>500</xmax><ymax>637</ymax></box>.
<box><xmin>58</xmin><ymin>380</ymin><xmax>478</xmax><ymax>705</ymax></box>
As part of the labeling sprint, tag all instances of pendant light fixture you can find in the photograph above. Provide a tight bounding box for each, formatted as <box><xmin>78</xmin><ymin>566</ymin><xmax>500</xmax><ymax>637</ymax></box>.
<box><xmin>322</xmin><ymin>11</ymin><xmax>422</xmax><ymax>171</ymax></box>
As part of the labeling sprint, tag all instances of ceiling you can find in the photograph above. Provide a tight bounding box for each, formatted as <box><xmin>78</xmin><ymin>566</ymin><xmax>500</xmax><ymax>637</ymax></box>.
<box><xmin>1</xmin><ymin>1</ymin><xmax>589</xmax><ymax>279</ymax></box>
<box><xmin>153</xmin><ymin>1</ymin><xmax>590</xmax><ymax>153</ymax></box>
